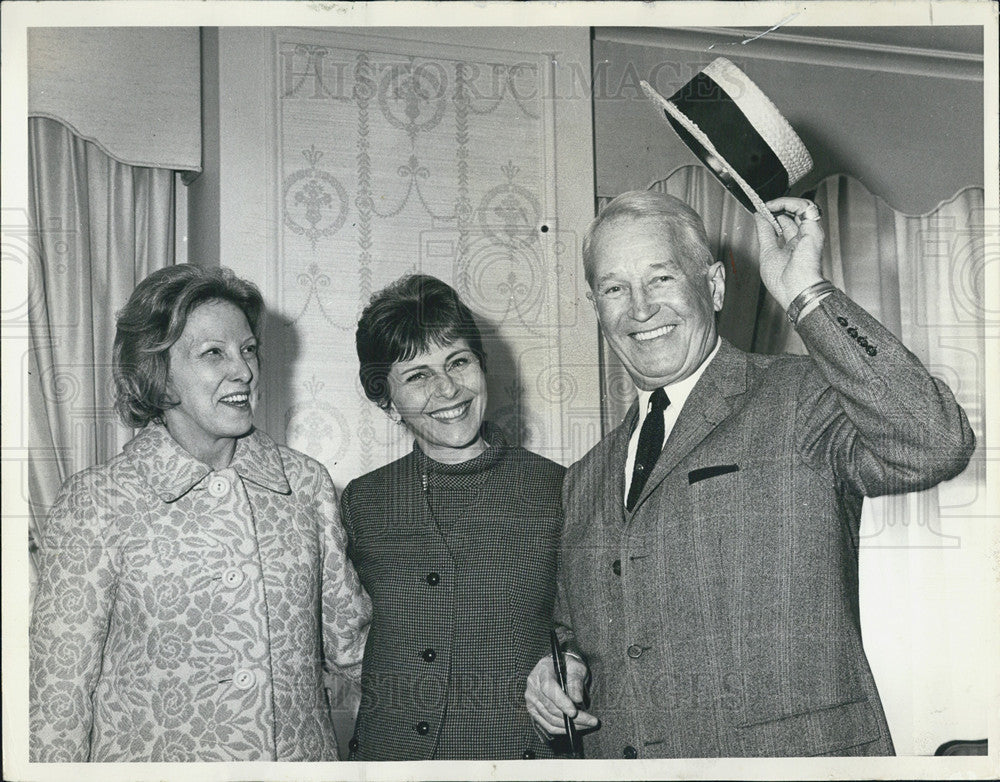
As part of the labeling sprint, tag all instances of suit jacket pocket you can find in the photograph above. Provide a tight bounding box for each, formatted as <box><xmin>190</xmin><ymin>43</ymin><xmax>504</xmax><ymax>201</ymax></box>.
<box><xmin>688</xmin><ymin>464</ymin><xmax>740</xmax><ymax>484</ymax></box>
<box><xmin>733</xmin><ymin>697</ymin><xmax>886</xmax><ymax>756</ymax></box>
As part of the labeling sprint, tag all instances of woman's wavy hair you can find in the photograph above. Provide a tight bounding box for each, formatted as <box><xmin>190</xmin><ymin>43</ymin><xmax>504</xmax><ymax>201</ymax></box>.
<box><xmin>113</xmin><ymin>264</ymin><xmax>264</xmax><ymax>428</ymax></box>
<box><xmin>356</xmin><ymin>274</ymin><xmax>486</xmax><ymax>411</ymax></box>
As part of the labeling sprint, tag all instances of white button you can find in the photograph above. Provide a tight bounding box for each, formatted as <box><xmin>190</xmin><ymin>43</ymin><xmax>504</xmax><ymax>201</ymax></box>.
<box><xmin>208</xmin><ymin>475</ymin><xmax>231</xmax><ymax>498</ymax></box>
<box><xmin>223</xmin><ymin>568</ymin><xmax>244</xmax><ymax>588</ymax></box>
<box><xmin>233</xmin><ymin>669</ymin><xmax>256</xmax><ymax>690</ymax></box>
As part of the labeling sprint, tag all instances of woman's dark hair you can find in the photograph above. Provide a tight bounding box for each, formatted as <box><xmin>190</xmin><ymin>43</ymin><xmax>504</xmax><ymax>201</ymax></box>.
<box><xmin>356</xmin><ymin>274</ymin><xmax>486</xmax><ymax>410</ymax></box>
<box><xmin>113</xmin><ymin>264</ymin><xmax>264</xmax><ymax>428</ymax></box>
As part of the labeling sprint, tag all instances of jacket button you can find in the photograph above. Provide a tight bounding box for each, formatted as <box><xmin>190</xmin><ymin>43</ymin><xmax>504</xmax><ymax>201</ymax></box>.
<box><xmin>612</xmin><ymin>559</ymin><xmax>621</xmax><ymax>576</ymax></box>
<box><xmin>627</xmin><ymin>644</ymin><xmax>644</xmax><ymax>658</ymax></box>
<box><xmin>233</xmin><ymin>668</ymin><xmax>256</xmax><ymax>690</ymax></box>
<box><xmin>415</xmin><ymin>721</ymin><xmax>430</xmax><ymax>735</ymax></box>
<box><xmin>421</xmin><ymin>648</ymin><xmax>436</xmax><ymax>663</ymax></box>
<box><xmin>426</xmin><ymin>572</ymin><xmax>440</xmax><ymax>586</ymax></box>
<box><xmin>348</xmin><ymin>737</ymin><xmax>359</xmax><ymax>752</ymax></box>
<box><xmin>867</xmin><ymin>345</ymin><xmax>878</xmax><ymax>356</ymax></box>
<box><xmin>837</xmin><ymin>316</ymin><xmax>848</xmax><ymax>327</ymax></box>
<box><xmin>522</xmin><ymin>749</ymin><xmax>536</xmax><ymax>759</ymax></box>
<box><xmin>623</xmin><ymin>745</ymin><xmax>638</xmax><ymax>758</ymax></box>
<box><xmin>208</xmin><ymin>475</ymin><xmax>231</xmax><ymax>498</ymax></box>
<box><xmin>222</xmin><ymin>567</ymin><xmax>244</xmax><ymax>588</ymax></box>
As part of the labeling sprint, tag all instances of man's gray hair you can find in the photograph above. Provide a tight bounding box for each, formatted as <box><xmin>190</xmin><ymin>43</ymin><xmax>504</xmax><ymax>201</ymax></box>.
<box><xmin>582</xmin><ymin>191</ymin><xmax>714</xmax><ymax>288</ymax></box>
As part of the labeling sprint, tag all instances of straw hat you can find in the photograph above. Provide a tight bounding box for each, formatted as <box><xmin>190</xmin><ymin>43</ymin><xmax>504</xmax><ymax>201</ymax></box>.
<box><xmin>640</xmin><ymin>58</ymin><xmax>812</xmax><ymax>232</ymax></box>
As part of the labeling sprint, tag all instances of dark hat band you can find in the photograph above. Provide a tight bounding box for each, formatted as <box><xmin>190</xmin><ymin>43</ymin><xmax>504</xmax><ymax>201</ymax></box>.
<box><xmin>667</xmin><ymin>72</ymin><xmax>789</xmax><ymax>204</ymax></box>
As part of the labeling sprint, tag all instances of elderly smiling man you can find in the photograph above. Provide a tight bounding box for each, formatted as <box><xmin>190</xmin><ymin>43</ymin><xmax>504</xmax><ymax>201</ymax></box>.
<box><xmin>525</xmin><ymin>190</ymin><xmax>975</xmax><ymax>758</ymax></box>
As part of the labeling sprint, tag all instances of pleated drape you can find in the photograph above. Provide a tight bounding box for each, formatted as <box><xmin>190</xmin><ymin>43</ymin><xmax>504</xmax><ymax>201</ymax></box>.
<box><xmin>28</xmin><ymin>116</ymin><xmax>176</xmax><ymax>592</ymax></box>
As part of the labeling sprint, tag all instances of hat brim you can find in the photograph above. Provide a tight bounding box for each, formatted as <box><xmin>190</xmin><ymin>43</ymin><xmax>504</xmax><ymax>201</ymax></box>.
<box><xmin>643</xmin><ymin>81</ymin><xmax>782</xmax><ymax>233</ymax></box>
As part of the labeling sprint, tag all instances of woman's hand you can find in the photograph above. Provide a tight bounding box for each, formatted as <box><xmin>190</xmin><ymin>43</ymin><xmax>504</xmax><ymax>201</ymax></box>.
<box><xmin>754</xmin><ymin>197</ymin><xmax>827</xmax><ymax>310</ymax></box>
<box><xmin>524</xmin><ymin>652</ymin><xmax>598</xmax><ymax>735</ymax></box>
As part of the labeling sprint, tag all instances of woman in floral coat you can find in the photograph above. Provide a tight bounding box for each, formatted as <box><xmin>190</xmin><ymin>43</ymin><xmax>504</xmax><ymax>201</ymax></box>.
<box><xmin>29</xmin><ymin>265</ymin><xmax>371</xmax><ymax>762</ymax></box>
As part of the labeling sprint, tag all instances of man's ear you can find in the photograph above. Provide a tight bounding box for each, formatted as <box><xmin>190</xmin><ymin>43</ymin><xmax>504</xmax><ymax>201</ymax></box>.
<box><xmin>708</xmin><ymin>261</ymin><xmax>726</xmax><ymax>312</ymax></box>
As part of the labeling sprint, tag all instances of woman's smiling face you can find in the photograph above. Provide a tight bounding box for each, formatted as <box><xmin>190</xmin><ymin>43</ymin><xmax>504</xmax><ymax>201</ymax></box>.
<box><xmin>162</xmin><ymin>299</ymin><xmax>259</xmax><ymax>467</ymax></box>
<box><xmin>386</xmin><ymin>338</ymin><xmax>487</xmax><ymax>464</ymax></box>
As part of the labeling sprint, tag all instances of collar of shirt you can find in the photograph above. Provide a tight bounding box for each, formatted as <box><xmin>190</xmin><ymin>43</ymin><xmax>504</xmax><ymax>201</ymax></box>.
<box><xmin>623</xmin><ymin>337</ymin><xmax>722</xmax><ymax>503</ymax></box>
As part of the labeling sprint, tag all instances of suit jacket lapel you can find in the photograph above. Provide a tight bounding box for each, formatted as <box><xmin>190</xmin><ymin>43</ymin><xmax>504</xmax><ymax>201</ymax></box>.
<box><xmin>630</xmin><ymin>340</ymin><xmax>749</xmax><ymax>515</ymax></box>
<box><xmin>605</xmin><ymin>401</ymin><xmax>638</xmax><ymax>526</ymax></box>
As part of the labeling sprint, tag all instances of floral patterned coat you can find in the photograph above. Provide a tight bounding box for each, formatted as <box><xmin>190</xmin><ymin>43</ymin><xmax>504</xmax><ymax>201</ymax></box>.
<box><xmin>29</xmin><ymin>423</ymin><xmax>371</xmax><ymax>762</ymax></box>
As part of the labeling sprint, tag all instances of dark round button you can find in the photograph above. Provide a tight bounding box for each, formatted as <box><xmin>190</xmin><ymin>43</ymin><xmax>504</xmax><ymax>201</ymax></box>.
<box><xmin>426</xmin><ymin>572</ymin><xmax>440</xmax><ymax>586</ymax></box>
<box><xmin>627</xmin><ymin>644</ymin><xmax>644</xmax><ymax>658</ymax></box>
<box><xmin>348</xmin><ymin>737</ymin><xmax>359</xmax><ymax>752</ymax></box>
<box><xmin>612</xmin><ymin>559</ymin><xmax>621</xmax><ymax>576</ymax></box>
<box><xmin>421</xmin><ymin>648</ymin><xmax>437</xmax><ymax>663</ymax></box>
<box><xmin>415</xmin><ymin>721</ymin><xmax>430</xmax><ymax>735</ymax></box>
<box><xmin>847</xmin><ymin>326</ymin><xmax>858</xmax><ymax>338</ymax></box>
<box><xmin>837</xmin><ymin>316</ymin><xmax>848</xmax><ymax>327</ymax></box>
<box><xmin>521</xmin><ymin>749</ymin><xmax>536</xmax><ymax>759</ymax></box>
<box><xmin>857</xmin><ymin>336</ymin><xmax>869</xmax><ymax>348</ymax></box>
<box><xmin>867</xmin><ymin>345</ymin><xmax>878</xmax><ymax>356</ymax></box>
<box><xmin>623</xmin><ymin>744</ymin><xmax>638</xmax><ymax>758</ymax></box>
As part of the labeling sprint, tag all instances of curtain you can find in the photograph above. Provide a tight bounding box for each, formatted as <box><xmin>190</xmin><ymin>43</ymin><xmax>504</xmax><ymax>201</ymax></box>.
<box><xmin>28</xmin><ymin>116</ymin><xmax>176</xmax><ymax>591</ymax></box>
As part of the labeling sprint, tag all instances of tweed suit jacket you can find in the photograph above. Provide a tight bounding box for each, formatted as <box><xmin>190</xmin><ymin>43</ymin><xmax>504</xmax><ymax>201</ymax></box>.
<box><xmin>341</xmin><ymin>432</ymin><xmax>565</xmax><ymax>760</ymax></box>
<box><xmin>555</xmin><ymin>290</ymin><xmax>975</xmax><ymax>758</ymax></box>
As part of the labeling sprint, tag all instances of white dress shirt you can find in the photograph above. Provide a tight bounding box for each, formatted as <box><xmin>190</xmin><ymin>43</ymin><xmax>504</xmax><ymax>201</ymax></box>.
<box><xmin>623</xmin><ymin>337</ymin><xmax>722</xmax><ymax>503</ymax></box>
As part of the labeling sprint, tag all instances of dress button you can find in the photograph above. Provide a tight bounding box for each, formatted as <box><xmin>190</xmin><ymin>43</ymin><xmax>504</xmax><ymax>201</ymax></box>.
<box><xmin>415</xmin><ymin>721</ymin><xmax>430</xmax><ymax>735</ymax></box>
<box><xmin>233</xmin><ymin>668</ymin><xmax>256</xmax><ymax>690</ymax></box>
<box><xmin>348</xmin><ymin>737</ymin><xmax>359</xmax><ymax>752</ymax></box>
<box><xmin>623</xmin><ymin>744</ymin><xmax>638</xmax><ymax>758</ymax></box>
<box><xmin>223</xmin><ymin>567</ymin><xmax>244</xmax><ymax>588</ymax></box>
<box><xmin>857</xmin><ymin>336</ymin><xmax>869</xmax><ymax>348</ymax></box>
<box><xmin>837</xmin><ymin>316</ymin><xmax>849</xmax><ymax>327</ymax></box>
<box><xmin>867</xmin><ymin>345</ymin><xmax>878</xmax><ymax>356</ymax></box>
<box><xmin>847</xmin><ymin>326</ymin><xmax>858</xmax><ymax>338</ymax></box>
<box><xmin>426</xmin><ymin>572</ymin><xmax>440</xmax><ymax>586</ymax></box>
<box><xmin>208</xmin><ymin>475</ymin><xmax>231</xmax><ymax>498</ymax></box>
<box><xmin>612</xmin><ymin>559</ymin><xmax>621</xmax><ymax>576</ymax></box>
<box><xmin>627</xmin><ymin>644</ymin><xmax>644</xmax><ymax>659</ymax></box>
<box><xmin>522</xmin><ymin>749</ymin><xmax>536</xmax><ymax>759</ymax></box>
<box><xmin>421</xmin><ymin>648</ymin><xmax>437</xmax><ymax>663</ymax></box>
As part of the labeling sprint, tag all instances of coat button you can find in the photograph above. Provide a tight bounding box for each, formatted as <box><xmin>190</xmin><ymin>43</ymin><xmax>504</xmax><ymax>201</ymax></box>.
<box><xmin>348</xmin><ymin>737</ymin><xmax>359</xmax><ymax>752</ymax></box>
<box><xmin>421</xmin><ymin>648</ymin><xmax>437</xmax><ymax>663</ymax></box>
<box><xmin>623</xmin><ymin>745</ymin><xmax>638</xmax><ymax>758</ymax></box>
<box><xmin>426</xmin><ymin>572</ymin><xmax>440</xmax><ymax>586</ymax></box>
<box><xmin>627</xmin><ymin>644</ymin><xmax>644</xmax><ymax>658</ymax></box>
<box><xmin>867</xmin><ymin>345</ymin><xmax>878</xmax><ymax>356</ymax></box>
<box><xmin>837</xmin><ymin>316</ymin><xmax>848</xmax><ymax>327</ymax></box>
<box><xmin>233</xmin><ymin>668</ymin><xmax>256</xmax><ymax>690</ymax></box>
<box><xmin>208</xmin><ymin>475</ymin><xmax>231</xmax><ymax>498</ymax></box>
<box><xmin>415</xmin><ymin>721</ymin><xmax>430</xmax><ymax>735</ymax></box>
<box><xmin>223</xmin><ymin>567</ymin><xmax>244</xmax><ymax>588</ymax></box>
<box><xmin>522</xmin><ymin>749</ymin><xmax>536</xmax><ymax>759</ymax></box>
<box><xmin>612</xmin><ymin>559</ymin><xmax>621</xmax><ymax>576</ymax></box>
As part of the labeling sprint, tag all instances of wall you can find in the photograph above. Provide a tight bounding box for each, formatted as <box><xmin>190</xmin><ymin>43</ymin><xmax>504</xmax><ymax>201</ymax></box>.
<box><xmin>189</xmin><ymin>27</ymin><xmax>599</xmax><ymax>488</ymax></box>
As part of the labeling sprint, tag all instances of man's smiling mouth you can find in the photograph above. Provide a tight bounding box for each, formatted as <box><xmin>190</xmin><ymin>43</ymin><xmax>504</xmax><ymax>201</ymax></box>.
<box><xmin>632</xmin><ymin>324</ymin><xmax>676</xmax><ymax>342</ymax></box>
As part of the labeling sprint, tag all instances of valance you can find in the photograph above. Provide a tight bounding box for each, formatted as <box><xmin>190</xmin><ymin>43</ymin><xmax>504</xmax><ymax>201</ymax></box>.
<box><xmin>28</xmin><ymin>27</ymin><xmax>201</xmax><ymax>172</ymax></box>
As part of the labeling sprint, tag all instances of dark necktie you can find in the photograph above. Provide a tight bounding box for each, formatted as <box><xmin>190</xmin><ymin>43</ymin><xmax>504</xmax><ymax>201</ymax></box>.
<box><xmin>626</xmin><ymin>388</ymin><xmax>669</xmax><ymax>511</ymax></box>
